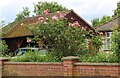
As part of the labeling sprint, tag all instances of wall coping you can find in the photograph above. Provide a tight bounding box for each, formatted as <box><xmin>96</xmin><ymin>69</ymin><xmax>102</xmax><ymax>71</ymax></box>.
<box><xmin>74</xmin><ymin>63</ymin><xmax>120</xmax><ymax>66</ymax></box>
<box><xmin>62</xmin><ymin>56</ymin><xmax>79</xmax><ymax>61</ymax></box>
<box><xmin>5</xmin><ymin>62</ymin><xmax>120</xmax><ymax>66</ymax></box>
<box><xmin>0</xmin><ymin>58</ymin><xmax>9</xmax><ymax>61</ymax></box>
<box><xmin>4</xmin><ymin>62</ymin><xmax>62</xmax><ymax>65</ymax></box>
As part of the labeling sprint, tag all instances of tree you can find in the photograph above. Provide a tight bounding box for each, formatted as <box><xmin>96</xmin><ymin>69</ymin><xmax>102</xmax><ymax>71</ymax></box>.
<box><xmin>91</xmin><ymin>18</ymin><xmax>100</xmax><ymax>27</ymax></box>
<box><xmin>100</xmin><ymin>16</ymin><xmax>111</xmax><ymax>24</ymax></box>
<box><xmin>15</xmin><ymin>7</ymin><xmax>30</xmax><ymax>21</ymax></box>
<box><xmin>33</xmin><ymin>2</ymin><xmax>67</xmax><ymax>15</ymax></box>
<box><xmin>0</xmin><ymin>20</ymin><xmax>5</xmax><ymax>27</ymax></box>
<box><xmin>113</xmin><ymin>1</ymin><xmax>120</xmax><ymax>17</ymax></box>
<box><xmin>92</xmin><ymin>15</ymin><xmax>111</xmax><ymax>27</ymax></box>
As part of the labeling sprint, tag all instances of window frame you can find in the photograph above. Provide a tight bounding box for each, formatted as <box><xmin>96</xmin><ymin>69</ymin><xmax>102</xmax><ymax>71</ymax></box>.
<box><xmin>104</xmin><ymin>32</ymin><xmax>112</xmax><ymax>50</ymax></box>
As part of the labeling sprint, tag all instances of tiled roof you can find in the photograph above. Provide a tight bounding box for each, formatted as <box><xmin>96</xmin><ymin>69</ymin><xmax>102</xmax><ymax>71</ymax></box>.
<box><xmin>2</xmin><ymin>10</ymin><xmax>70</xmax><ymax>38</ymax></box>
<box><xmin>2</xmin><ymin>10</ymin><xmax>94</xmax><ymax>38</ymax></box>
<box><xmin>95</xmin><ymin>16</ymin><xmax>120</xmax><ymax>32</ymax></box>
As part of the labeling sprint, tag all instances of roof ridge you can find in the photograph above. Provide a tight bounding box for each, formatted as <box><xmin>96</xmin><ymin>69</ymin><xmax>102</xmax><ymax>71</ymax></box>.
<box><xmin>94</xmin><ymin>15</ymin><xmax>120</xmax><ymax>29</ymax></box>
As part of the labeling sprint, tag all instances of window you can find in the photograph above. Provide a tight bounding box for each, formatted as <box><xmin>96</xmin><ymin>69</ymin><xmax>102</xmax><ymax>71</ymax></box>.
<box><xmin>104</xmin><ymin>32</ymin><xmax>111</xmax><ymax>50</ymax></box>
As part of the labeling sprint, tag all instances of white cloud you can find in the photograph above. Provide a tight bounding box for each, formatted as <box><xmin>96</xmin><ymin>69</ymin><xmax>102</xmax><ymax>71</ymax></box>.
<box><xmin>0</xmin><ymin>0</ymin><xmax>16</xmax><ymax>8</ymax></box>
<box><xmin>0</xmin><ymin>11</ymin><xmax>6</xmax><ymax>21</ymax></box>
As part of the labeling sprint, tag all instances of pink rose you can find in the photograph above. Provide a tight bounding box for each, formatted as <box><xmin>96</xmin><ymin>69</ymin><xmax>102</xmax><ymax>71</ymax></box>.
<box><xmin>38</xmin><ymin>17</ymin><xmax>44</xmax><ymax>20</ymax></box>
<box><xmin>27</xmin><ymin>39</ymin><xmax>31</xmax><ymax>43</ymax></box>
<box><xmin>52</xmin><ymin>15</ymin><xmax>58</xmax><ymax>20</ymax></box>
<box><xmin>99</xmin><ymin>32</ymin><xmax>103</xmax><ymax>35</ymax></box>
<box><xmin>74</xmin><ymin>21</ymin><xmax>80</xmax><ymax>26</ymax></box>
<box><xmin>58</xmin><ymin>13</ymin><xmax>64</xmax><ymax>19</ymax></box>
<box><xmin>81</xmin><ymin>26</ymin><xmax>85</xmax><ymax>30</ymax></box>
<box><xmin>69</xmin><ymin>23</ymin><xmax>74</xmax><ymax>27</ymax></box>
<box><xmin>44</xmin><ymin>9</ymin><xmax>49</xmax><ymax>15</ymax></box>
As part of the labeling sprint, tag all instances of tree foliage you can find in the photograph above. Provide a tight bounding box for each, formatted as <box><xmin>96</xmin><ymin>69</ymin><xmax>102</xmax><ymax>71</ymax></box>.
<box><xmin>100</xmin><ymin>16</ymin><xmax>111</xmax><ymax>24</ymax></box>
<box><xmin>15</xmin><ymin>7</ymin><xmax>30</xmax><ymax>21</ymax></box>
<box><xmin>91</xmin><ymin>18</ymin><xmax>100</xmax><ymax>27</ymax></box>
<box><xmin>113</xmin><ymin>1</ymin><xmax>120</xmax><ymax>17</ymax></box>
<box><xmin>33</xmin><ymin>2</ymin><xmax>67</xmax><ymax>15</ymax></box>
<box><xmin>0</xmin><ymin>20</ymin><xmax>5</xmax><ymax>27</ymax></box>
<box><xmin>92</xmin><ymin>15</ymin><xmax>111</xmax><ymax>27</ymax></box>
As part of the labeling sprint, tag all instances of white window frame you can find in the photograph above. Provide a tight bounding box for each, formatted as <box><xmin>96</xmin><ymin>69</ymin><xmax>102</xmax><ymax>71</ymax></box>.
<box><xmin>104</xmin><ymin>32</ymin><xmax>112</xmax><ymax>50</ymax></box>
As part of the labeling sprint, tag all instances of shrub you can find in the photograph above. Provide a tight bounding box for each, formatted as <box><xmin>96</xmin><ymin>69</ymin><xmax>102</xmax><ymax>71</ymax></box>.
<box><xmin>80</xmin><ymin>52</ymin><xmax>119</xmax><ymax>63</ymax></box>
<box><xmin>111</xmin><ymin>28</ymin><xmax>120</xmax><ymax>62</ymax></box>
<box><xmin>90</xmin><ymin>35</ymin><xmax>102</xmax><ymax>53</ymax></box>
<box><xmin>9</xmin><ymin>51</ymin><xmax>61</xmax><ymax>62</ymax></box>
<box><xmin>10</xmin><ymin>51</ymin><xmax>118</xmax><ymax>63</ymax></box>
<box><xmin>0</xmin><ymin>40</ymin><xmax>8</xmax><ymax>57</ymax></box>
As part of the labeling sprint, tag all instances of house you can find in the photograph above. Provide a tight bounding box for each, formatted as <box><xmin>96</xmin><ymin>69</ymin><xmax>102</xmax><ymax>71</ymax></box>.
<box><xmin>1</xmin><ymin>10</ymin><xmax>95</xmax><ymax>52</ymax></box>
<box><xmin>95</xmin><ymin>16</ymin><xmax>120</xmax><ymax>51</ymax></box>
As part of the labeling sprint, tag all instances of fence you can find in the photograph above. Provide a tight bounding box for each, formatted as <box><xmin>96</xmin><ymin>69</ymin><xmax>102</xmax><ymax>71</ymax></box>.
<box><xmin>0</xmin><ymin>56</ymin><xmax>120</xmax><ymax>77</ymax></box>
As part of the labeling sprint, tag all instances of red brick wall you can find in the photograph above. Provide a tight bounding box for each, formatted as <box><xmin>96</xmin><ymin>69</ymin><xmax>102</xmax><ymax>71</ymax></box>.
<box><xmin>1</xmin><ymin>57</ymin><xmax>120</xmax><ymax>77</ymax></box>
<box><xmin>3</xmin><ymin>62</ymin><xmax>63</xmax><ymax>76</ymax></box>
<box><xmin>74</xmin><ymin>63</ymin><xmax>119</xmax><ymax>77</ymax></box>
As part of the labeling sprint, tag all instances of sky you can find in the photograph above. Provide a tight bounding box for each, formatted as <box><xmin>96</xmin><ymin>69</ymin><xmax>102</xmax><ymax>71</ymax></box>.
<box><xmin>0</xmin><ymin>0</ymin><xmax>119</xmax><ymax>25</ymax></box>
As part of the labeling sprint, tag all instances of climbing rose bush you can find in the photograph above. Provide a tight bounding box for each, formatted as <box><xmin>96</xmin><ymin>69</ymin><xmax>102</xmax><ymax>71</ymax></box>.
<box><xmin>30</xmin><ymin>11</ymin><xmax>102</xmax><ymax>60</ymax></box>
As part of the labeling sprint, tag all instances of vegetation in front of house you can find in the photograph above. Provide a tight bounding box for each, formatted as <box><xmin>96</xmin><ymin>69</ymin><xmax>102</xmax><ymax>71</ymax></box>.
<box><xmin>10</xmin><ymin>26</ymin><xmax>119</xmax><ymax>63</ymax></box>
<box><xmin>29</xmin><ymin>12</ymin><xmax>102</xmax><ymax>61</ymax></box>
<box><xmin>9</xmin><ymin>51</ymin><xmax>61</xmax><ymax>62</ymax></box>
<box><xmin>10</xmin><ymin>50</ymin><xmax>119</xmax><ymax>63</ymax></box>
<box><xmin>80</xmin><ymin>52</ymin><xmax>118</xmax><ymax>63</ymax></box>
<box><xmin>111</xmin><ymin>28</ymin><xmax>120</xmax><ymax>62</ymax></box>
<box><xmin>0</xmin><ymin>40</ymin><xmax>8</xmax><ymax>57</ymax></box>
